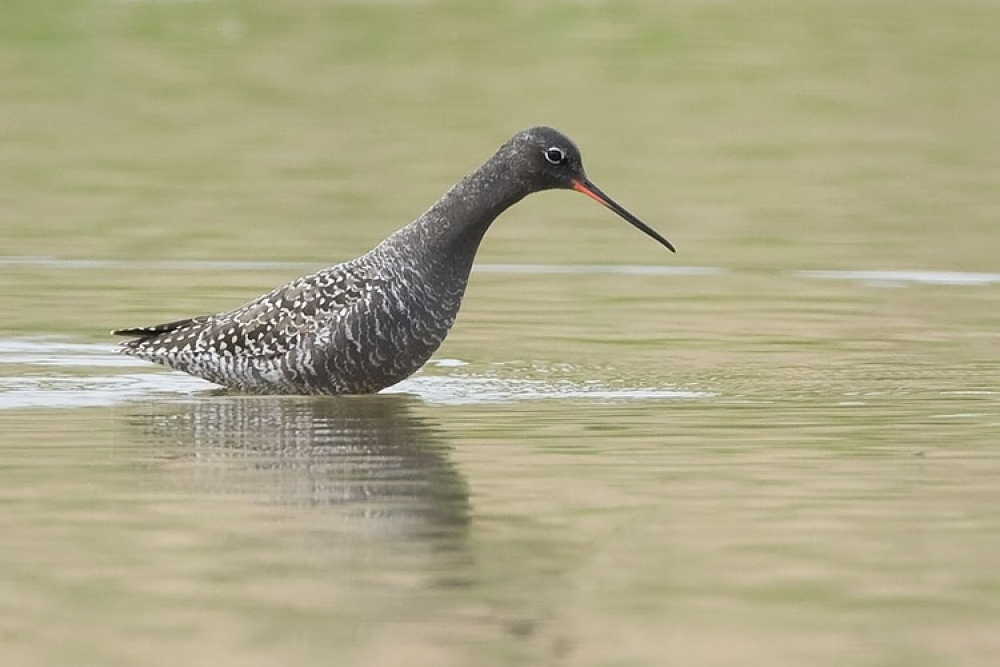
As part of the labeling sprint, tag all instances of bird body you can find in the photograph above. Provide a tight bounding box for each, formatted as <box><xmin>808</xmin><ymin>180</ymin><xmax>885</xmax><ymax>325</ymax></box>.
<box><xmin>114</xmin><ymin>127</ymin><xmax>674</xmax><ymax>395</ymax></box>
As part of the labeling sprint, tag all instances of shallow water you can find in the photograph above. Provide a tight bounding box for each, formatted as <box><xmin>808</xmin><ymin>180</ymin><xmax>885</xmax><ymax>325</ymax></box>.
<box><xmin>2</xmin><ymin>262</ymin><xmax>999</xmax><ymax>667</ymax></box>
<box><xmin>4</xmin><ymin>0</ymin><xmax>1000</xmax><ymax>665</ymax></box>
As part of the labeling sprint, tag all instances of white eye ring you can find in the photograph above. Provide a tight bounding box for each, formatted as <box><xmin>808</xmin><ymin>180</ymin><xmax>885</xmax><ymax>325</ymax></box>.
<box><xmin>544</xmin><ymin>147</ymin><xmax>566</xmax><ymax>165</ymax></box>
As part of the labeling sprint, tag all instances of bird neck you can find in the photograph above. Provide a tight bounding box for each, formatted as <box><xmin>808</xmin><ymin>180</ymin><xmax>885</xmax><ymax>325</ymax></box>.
<box><xmin>391</xmin><ymin>142</ymin><xmax>531</xmax><ymax>274</ymax></box>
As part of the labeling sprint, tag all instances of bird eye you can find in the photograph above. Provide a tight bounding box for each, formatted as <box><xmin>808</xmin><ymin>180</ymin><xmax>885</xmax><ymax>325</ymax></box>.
<box><xmin>544</xmin><ymin>147</ymin><xmax>567</xmax><ymax>165</ymax></box>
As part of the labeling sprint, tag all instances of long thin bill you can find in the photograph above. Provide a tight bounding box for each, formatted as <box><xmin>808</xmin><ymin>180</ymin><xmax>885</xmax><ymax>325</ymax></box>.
<box><xmin>572</xmin><ymin>179</ymin><xmax>675</xmax><ymax>253</ymax></box>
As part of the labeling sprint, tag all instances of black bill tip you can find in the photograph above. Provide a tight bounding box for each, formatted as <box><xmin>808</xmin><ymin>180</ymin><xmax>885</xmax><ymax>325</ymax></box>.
<box><xmin>572</xmin><ymin>180</ymin><xmax>675</xmax><ymax>253</ymax></box>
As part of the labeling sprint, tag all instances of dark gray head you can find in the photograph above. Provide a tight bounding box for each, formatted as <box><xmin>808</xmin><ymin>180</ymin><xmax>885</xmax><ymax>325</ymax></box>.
<box><xmin>505</xmin><ymin>126</ymin><xmax>675</xmax><ymax>252</ymax></box>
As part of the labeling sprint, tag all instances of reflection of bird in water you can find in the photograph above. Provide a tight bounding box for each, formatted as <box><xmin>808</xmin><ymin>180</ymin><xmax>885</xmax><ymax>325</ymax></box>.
<box><xmin>132</xmin><ymin>394</ymin><xmax>469</xmax><ymax>538</ymax></box>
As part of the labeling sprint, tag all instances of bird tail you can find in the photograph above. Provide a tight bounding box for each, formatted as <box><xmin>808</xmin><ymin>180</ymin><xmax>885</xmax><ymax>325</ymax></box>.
<box><xmin>111</xmin><ymin>316</ymin><xmax>208</xmax><ymax>346</ymax></box>
<box><xmin>111</xmin><ymin>317</ymin><xmax>198</xmax><ymax>338</ymax></box>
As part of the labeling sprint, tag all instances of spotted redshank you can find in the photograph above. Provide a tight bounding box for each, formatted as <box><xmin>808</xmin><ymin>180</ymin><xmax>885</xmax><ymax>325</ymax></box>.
<box><xmin>113</xmin><ymin>126</ymin><xmax>675</xmax><ymax>394</ymax></box>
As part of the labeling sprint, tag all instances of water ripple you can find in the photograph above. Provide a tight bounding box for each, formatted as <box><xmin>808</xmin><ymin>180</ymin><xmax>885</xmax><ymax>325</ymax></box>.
<box><xmin>796</xmin><ymin>269</ymin><xmax>1000</xmax><ymax>286</ymax></box>
<box><xmin>0</xmin><ymin>338</ymin><xmax>708</xmax><ymax>410</ymax></box>
<box><xmin>6</xmin><ymin>256</ymin><xmax>996</xmax><ymax>286</ymax></box>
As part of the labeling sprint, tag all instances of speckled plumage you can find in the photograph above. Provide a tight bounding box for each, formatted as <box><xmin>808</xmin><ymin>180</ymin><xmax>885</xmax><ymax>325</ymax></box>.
<box><xmin>114</xmin><ymin>127</ymin><xmax>674</xmax><ymax>395</ymax></box>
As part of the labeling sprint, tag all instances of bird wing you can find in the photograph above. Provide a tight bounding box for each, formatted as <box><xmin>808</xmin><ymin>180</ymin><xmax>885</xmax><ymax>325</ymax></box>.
<box><xmin>114</xmin><ymin>263</ymin><xmax>379</xmax><ymax>360</ymax></box>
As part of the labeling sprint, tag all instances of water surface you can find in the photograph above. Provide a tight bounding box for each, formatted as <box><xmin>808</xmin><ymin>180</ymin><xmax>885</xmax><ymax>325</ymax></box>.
<box><xmin>2</xmin><ymin>263</ymin><xmax>998</xmax><ymax>667</ymax></box>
